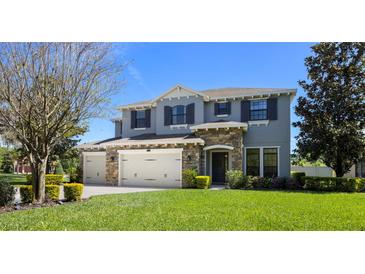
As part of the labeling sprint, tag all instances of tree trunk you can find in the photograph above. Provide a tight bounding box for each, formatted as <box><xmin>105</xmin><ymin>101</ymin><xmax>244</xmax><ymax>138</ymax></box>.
<box><xmin>30</xmin><ymin>157</ymin><xmax>48</xmax><ymax>204</ymax></box>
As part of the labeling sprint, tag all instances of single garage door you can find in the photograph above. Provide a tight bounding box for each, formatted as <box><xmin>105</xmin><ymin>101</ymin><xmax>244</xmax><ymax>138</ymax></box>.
<box><xmin>119</xmin><ymin>149</ymin><xmax>182</xmax><ymax>188</ymax></box>
<box><xmin>83</xmin><ymin>152</ymin><xmax>106</xmax><ymax>184</ymax></box>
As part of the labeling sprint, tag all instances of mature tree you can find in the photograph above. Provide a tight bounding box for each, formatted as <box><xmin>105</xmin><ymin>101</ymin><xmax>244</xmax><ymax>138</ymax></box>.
<box><xmin>0</xmin><ymin>43</ymin><xmax>123</xmax><ymax>203</ymax></box>
<box><xmin>294</xmin><ymin>42</ymin><xmax>365</xmax><ymax>177</ymax></box>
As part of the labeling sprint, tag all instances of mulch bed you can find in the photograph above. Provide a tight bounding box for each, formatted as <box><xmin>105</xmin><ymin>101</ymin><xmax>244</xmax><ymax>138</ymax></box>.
<box><xmin>0</xmin><ymin>199</ymin><xmax>87</xmax><ymax>214</ymax></box>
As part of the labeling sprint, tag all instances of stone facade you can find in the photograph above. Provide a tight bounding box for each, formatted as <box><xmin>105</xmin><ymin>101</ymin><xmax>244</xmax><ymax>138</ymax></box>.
<box><xmin>194</xmin><ymin>127</ymin><xmax>244</xmax><ymax>171</ymax></box>
<box><xmin>79</xmin><ymin>127</ymin><xmax>244</xmax><ymax>187</ymax></box>
<box><xmin>79</xmin><ymin>143</ymin><xmax>202</xmax><ymax>187</ymax></box>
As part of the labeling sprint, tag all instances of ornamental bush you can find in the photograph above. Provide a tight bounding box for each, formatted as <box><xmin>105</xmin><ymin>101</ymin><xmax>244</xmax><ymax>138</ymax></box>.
<box><xmin>45</xmin><ymin>185</ymin><xmax>60</xmax><ymax>201</ymax></box>
<box><xmin>291</xmin><ymin>172</ymin><xmax>306</xmax><ymax>187</ymax></box>
<box><xmin>182</xmin><ymin>169</ymin><xmax>198</xmax><ymax>188</ymax></box>
<box><xmin>195</xmin><ymin>176</ymin><xmax>211</xmax><ymax>189</ymax></box>
<box><xmin>19</xmin><ymin>185</ymin><xmax>33</xmax><ymax>203</ymax></box>
<box><xmin>26</xmin><ymin>174</ymin><xmax>64</xmax><ymax>185</ymax></box>
<box><xmin>225</xmin><ymin>170</ymin><xmax>244</xmax><ymax>189</ymax></box>
<box><xmin>63</xmin><ymin>183</ymin><xmax>84</xmax><ymax>201</ymax></box>
<box><xmin>0</xmin><ymin>180</ymin><xmax>16</xmax><ymax>206</ymax></box>
<box><xmin>303</xmin><ymin>176</ymin><xmax>363</xmax><ymax>192</ymax></box>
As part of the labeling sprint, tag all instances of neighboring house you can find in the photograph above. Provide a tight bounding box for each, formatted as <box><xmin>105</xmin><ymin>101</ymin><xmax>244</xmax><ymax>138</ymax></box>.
<box><xmin>77</xmin><ymin>84</ymin><xmax>296</xmax><ymax>187</ymax></box>
<box><xmin>14</xmin><ymin>157</ymin><xmax>31</xmax><ymax>174</ymax></box>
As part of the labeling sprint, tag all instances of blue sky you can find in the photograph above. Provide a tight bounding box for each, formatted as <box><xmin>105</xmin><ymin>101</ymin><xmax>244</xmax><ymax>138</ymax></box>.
<box><xmin>81</xmin><ymin>42</ymin><xmax>315</xmax><ymax>151</ymax></box>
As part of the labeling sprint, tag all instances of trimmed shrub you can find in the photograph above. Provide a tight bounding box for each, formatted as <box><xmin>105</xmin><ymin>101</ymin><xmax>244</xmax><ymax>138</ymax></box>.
<box><xmin>359</xmin><ymin>178</ymin><xmax>365</xmax><ymax>192</ymax></box>
<box><xmin>63</xmin><ymin>183</ymin><xmax>84</xmax><ymax>201</ymax></box>
<box><xmin>26</xmin><ymin>174</ymin><xmax>64</xmax><ymax>185</ymax></box>
<box><xmin>251</xmin><ymin>176</ymin><xmax>271</xmax><ymax>189</ymax></box>
<box><xmin>19</xmin><ymin>185</ymin><xmax>33</xmax><ymax>203</ymax></box>
<box><xmin>195</xmin><ymin>176</ymin><xmax>211</xmax><ymax>189</ymax></box>
<box><xmin>242</xmin><ymin>176</ymin><xmax>254</xmax><ymax>189</ymax></box>
<box><xmin>69</xmin><ymin>174</ymin><xmax>81</xmax><ymax>183</ymax></box>
<box><xmin>0</xmin><ymin>180</ymin><xmax>16</xmax><ymax>206</ymax></box>
<box><xmin>271</xmin><ymin>177</ymin><xmax>286</xmax><ymax>189</ymax></box>
<box><xmin>303</xmin><ymin>176</ymin><xmax>363</xmax><ymax>192</ymax></box>
<box><xmin>45</xmin><ymin>185</ymin><xmax>60</xmax><ymax>201</ymax></box>
<box><xmin>182</xmin><ymin>169</ymin><xmax>198</xmax><ymax>188</ymax></box>
<box><xmin>225</xmin><ymin>170</ymin><xmax>244</xmax><ymax>189</ymax></box>
<box><xmin>291</xmin><ymin>171</ymin><xmax>306</xmax><ymax>186</ymax></box>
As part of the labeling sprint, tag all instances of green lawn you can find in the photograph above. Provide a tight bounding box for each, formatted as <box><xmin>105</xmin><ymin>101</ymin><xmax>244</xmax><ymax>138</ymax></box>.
<box><xmin>1</xmin><ymin>189</ymin><xmax>365</xmax><ymax>230</ymax></box>
<box><xmin>0</xmin><ymin>172</ymin><xmax>27</xmax><ymax>185</ymax></box>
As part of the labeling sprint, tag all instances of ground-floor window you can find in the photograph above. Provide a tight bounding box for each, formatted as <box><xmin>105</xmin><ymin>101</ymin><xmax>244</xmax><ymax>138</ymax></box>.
<box><xmin>245</xmin><ymin>147</ymin><xmax>279</xmax><ymax>177</ymax></box>
<box><xmin>246</xmin><ymin>148</ymin><xmax>260</xmax><ymax>176</ymax></box>
<box><xmin>356</xmin><ymin>159</ymin><xmax>365</xmax><ymax>178</ymax></box>
<box><xmin>263</xmin><ymin>148</ymin><xmax>278</xmax><ymax>177</ymax></box>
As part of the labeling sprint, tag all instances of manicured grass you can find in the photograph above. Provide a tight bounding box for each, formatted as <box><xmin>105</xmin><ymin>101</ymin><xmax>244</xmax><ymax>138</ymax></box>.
<box><xmin>0</xmin><ymin>172</ymin><xmax>27</xmax><ymax>185</ymax></box>
<box><xmin>1</xmin><ymin>189</ymin><xmax>365</xmax><ymax>230</ymax></box>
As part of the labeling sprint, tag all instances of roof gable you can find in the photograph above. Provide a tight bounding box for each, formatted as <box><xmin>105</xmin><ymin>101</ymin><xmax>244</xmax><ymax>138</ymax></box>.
<box><xmin>155</xmin><ymin>84</ymin><xmax>208</xmax><ymax>101</ymax></box>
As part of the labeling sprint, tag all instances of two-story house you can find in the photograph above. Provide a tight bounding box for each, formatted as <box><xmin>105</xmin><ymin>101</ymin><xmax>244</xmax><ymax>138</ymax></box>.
<box><xmin>78</xmin><ymin>84</ymin><xmax>297</xmax><ymax>187</ymax></box>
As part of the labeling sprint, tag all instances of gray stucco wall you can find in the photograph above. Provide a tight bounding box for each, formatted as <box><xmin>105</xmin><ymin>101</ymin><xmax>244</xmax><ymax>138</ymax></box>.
<box><xmin>204</xmin><ymin>100</ymin><xmax>241</xmax><ymax>122</ymax></box>
<box><xmin>155</xmin><ymin>96</ymin><xmax>204</xmax><ymax>135</ymax></box>
<box><xmin>114</xmin><ymin>121</ymin><xmax>122</xmax><ymax>138</ymax></box>
<box><xmin>121</xmin><ymin>108</ymin><xmax>157</xmax><ymax>138</ymax></box>
<box><xmin>243</xmin><ymin>95</ymin><xmax>291</xmax><ymax>177</ymax></box>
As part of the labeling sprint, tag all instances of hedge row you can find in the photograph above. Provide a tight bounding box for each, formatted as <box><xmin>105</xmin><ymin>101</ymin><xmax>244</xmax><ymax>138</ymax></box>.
<box><xmin>225</xmin><ymin>170</ymin><xmax>302</xmax><ymax>190</ymax></box>
<box><xmin>225</xmin><ymin>170</ymin><xmax>365</xmax><ymax>193</ymax></box>
<box><xmin>18</xmin><ymin>183</ymin><xmax>84</xmax><ymax>203</ymax></box>
<box><xmin>303</xmin><ymin>177</ymin><xmax>365</xmax><ymax>193</ymax></box>
<box><xmin>26</xmin><ymin>174</ymin><xmax>64</xmax><ymax>185</ymax></box>
<box><xmin>182</xmin><ymin>169</ymin><xmax>212</xmax><ymax>189</ymax></box>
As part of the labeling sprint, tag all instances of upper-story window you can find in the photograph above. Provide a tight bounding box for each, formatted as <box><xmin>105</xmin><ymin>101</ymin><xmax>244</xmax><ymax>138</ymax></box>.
<box><xmin>250</xmin><ymin>100</ymin><xmax>267</xmax><ymax>120</ymax></box>
<box><xmin>135</xmin><ymin>110</ymin><xmax>146</xmax><ymax>128</ymax></box>
<box><xmin>172</xmin><ymin>105</ymin><xmax>186</xmax><ymax>125</ymax></box>
<box><xmin>216</xmin><ymin>102</ymin><xmax>229</xmax><ymax>115</ymax></box>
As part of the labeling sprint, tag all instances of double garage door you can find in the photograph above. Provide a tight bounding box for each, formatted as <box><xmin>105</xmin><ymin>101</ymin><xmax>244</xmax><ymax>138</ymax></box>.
<box><xmin>83</xmin><ymin>149</ymin><xmax>182</xmax><ymax>187</ymax></box>
<box><xmin>119</xmin><ymin>149</ymin><xmax>182</xmax><ymax>188</ymax></box>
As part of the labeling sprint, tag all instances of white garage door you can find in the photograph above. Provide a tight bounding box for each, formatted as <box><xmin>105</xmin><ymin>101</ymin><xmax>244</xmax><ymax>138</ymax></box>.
<box><xmin>119</xmin><ymin>149</ymin><xmax>182</xmax><ymax>188</ymax></box>
<box><xmin>84</xmin><ymin>152</ymin><xmax>106</xmax><ymax>184</ymax></box>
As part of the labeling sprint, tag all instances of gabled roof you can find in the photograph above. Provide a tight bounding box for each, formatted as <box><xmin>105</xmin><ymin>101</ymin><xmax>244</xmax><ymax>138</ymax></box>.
<box><xmin>76</xmin><ymin>134</ymin><xmax>205</xmax><ymax>149</ymax></box>
<box><xmin>118</xmin><ymin>84</ymin><xmax>297</xmax><ymax>109</ymax></box>
<box><xmin>199</xmin><ymin>87</ymin><xmax>296</xmax><ymax>99</ymax></box>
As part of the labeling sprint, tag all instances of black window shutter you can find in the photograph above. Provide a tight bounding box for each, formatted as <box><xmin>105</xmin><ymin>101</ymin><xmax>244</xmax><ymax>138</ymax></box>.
<box><xmin>227</xmin><ymin>102</ymin><xmax>231</xmax><ymax>115</ymax></box>
<box><xmin>214</xmin><ymin>103</ymin><xmax>218</xmax><ymax>115</ymax></box>
<box><xmin>164</xmin><ymin>106</ymin><xmax>172</xmax><ymax>126</ymax></box>
<box><xmin>241</xmin><ymin>100</ymin><xmax>250</xmax><ymax>122</ymax></box>
<box><xmin>131</xmin><ymin>110</ymin><xmax>136</xmax><ymax>129</ymax></box>
<box><xmin>268</xmin><ymin>97</ymin><xmax>278</xmax><ymax>120</ymax></box>
<box><xmin>186</xmin><ymin>103</ymin><xmax>195</xmax><ymax>124</ymax></box>
<box><xmin>145</xmin><ymin>109</ymin><xmax>151</xmax><ymax>128</ymax></box>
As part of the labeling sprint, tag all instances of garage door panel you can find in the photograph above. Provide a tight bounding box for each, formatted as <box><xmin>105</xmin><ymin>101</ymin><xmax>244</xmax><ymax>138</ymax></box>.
<box><xmin>119</xmin><ymin>150</ymin><xmax>182</xmax><ymax>188</ymax></box>
<box><xmin>84</xmin><ymin>154</ymin><xmax>106</xmax><ymax>184</ymax></box>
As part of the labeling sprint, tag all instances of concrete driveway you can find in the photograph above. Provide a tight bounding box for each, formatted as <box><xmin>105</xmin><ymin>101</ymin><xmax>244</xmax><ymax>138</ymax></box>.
<box><xmin>14</xmin><ymin>185</ymin><xmax>168</xmax><ymax>202</ymax></box>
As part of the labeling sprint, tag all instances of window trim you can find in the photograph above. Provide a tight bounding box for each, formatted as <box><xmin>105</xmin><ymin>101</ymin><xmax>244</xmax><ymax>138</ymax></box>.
<box><xmin>249</xmin><ymin>99</ymin><xmax>268</xmax><ymax>121</ymax></box>
<box><xmin>134</xmin><ymin>110</ymin><xmax>147</xmax><ymax>129</ymax></box>
<box><xmin>216</xmin><ymin>102</ymin><xmax>229</xmax><ymax>116</ymax></box>
<box><xmin>244</xmin><ymin>146</ymin><xmax>280</xmax><ymax>177</ymax></box>
<box><xmin>171</xmin><ymin>105</ymin><xmax>186</xmax><ymax>125</ymax></box>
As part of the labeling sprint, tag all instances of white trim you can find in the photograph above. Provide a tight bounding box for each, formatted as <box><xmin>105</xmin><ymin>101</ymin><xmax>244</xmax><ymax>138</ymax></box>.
<box><xmin>216</xmin><ymin>114</ymin><xmax>229</xmax><ymax>118</ymax></box>
<box><xmin>203</xmin><ymin>145</ymin><xmax>234</xmax><ymax>151</ymax></box>
<box><xmin>209</xmin><ymin>150</ymin><xmax>232</xmax><ymax>180</ymax></box>
<box><xmin>248</xmin><ymin>120</ymin><xmax>269</xmax><ymax>126</ymax></box>
<box><xmin>208</xmin><ymin>90</ymin><xmax>297</xmax><ymax>101</ymax></box>
<box><xmin>247</xmin><ymin>97</ymin><xmax>269</xmax><ymax>101</ymax></box>
<box><xmin>133</xmin><ymin>127</ymin><xmax>146</xmax><ymax>130</ymax></box>
<box><xmin>82</xmin><ymin>151</ymin><xmax>106</xmax><ymax>156</ymax></box>
<box><xmin>117</xmin><ymin>148</ymin><xmax>183</xmax><ymax>187</ymax></box>
<box><xmin>170</xmin><ymin>124</ymin><xmax>188</xmax><ymax>129</ymax></box>
<box><xmin>117</xmin><ymin>148</ymin><xmax>183</xmax><ymax>155</ymax></box>
<box><xmin>244</xmin><ymin>146</ymin><xmax>280</xmax><ymax>177</ymax></box>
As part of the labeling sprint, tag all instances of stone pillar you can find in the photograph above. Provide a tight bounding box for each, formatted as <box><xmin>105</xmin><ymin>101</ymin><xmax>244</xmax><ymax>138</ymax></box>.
<box><xmin>106</xmin><ymin>148</ymin><xmax>119</xmax><ymax>185</ymax></box>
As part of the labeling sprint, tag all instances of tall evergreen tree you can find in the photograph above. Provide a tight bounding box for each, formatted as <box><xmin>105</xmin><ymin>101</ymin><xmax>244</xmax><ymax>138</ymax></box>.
<box><xmin>294</xmin><ymin>43</ymin><xmax>365</xmax><ymax>177</ymax></box>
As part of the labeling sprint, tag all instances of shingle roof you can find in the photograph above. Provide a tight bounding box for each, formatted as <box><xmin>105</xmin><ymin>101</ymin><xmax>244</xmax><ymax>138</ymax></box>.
<box><xmin>199</xmin><ymin>88</ymin><xmax>296</xmax><ymax>98</ymax></box>
<box><xmin>76</xmin><ymin>134</ymin><xmax>204</xmax><ymax>149</ymax></box>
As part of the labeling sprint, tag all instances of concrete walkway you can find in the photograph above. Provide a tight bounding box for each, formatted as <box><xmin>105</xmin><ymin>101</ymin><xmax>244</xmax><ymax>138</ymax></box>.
<box><xmin>14</xmin><ymin>185</ymin><xmax>168</xmax><ymax>202</ymax></box>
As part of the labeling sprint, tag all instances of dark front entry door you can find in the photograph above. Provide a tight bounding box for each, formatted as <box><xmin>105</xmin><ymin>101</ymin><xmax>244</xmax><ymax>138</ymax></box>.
<box><xmin>212</xmin><ymin>152</ymin><xmax>228</xmax><ymax>184</ymax></box>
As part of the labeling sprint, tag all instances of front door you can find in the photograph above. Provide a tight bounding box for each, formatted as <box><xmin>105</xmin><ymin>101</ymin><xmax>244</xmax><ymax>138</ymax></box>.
<box><xmin>212</xmin><ymin>152</ymin><xmax>228</xmax><ymax>184</ymax></box>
